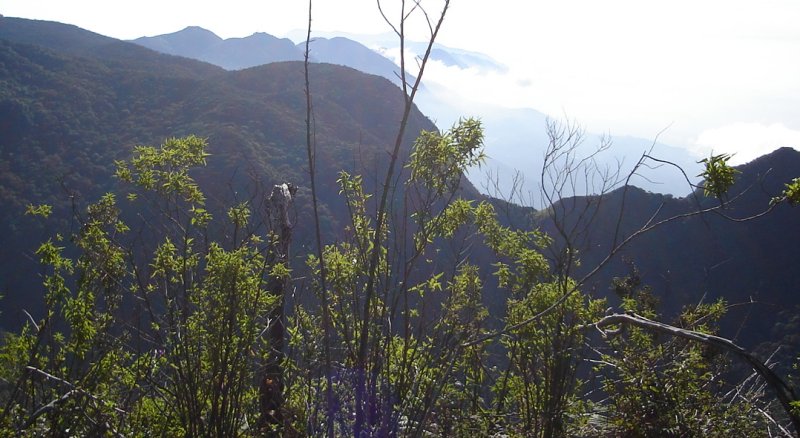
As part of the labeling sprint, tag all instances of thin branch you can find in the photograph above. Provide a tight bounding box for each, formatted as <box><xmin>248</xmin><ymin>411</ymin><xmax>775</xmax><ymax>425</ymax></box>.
<box><xmin>25</xmin><ymin>366</ymin><xmax>128</xmax><ymax>415</ymax></box>
<box><xmin>302</xmin><ymin>2</ymin><xmax>335</xmax><ymax>436</ymax></box>
<box><xmin>21</xmin><ymin>309</ymin><xmax>39</xmax><ymax>332</ymax></box>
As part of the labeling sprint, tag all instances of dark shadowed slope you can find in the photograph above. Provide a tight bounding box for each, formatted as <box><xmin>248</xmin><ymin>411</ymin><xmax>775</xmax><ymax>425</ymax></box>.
<box><xmin>537</xmin><ymin>147</ymin><xmax>800</xmax><ymax>348</ymax></box>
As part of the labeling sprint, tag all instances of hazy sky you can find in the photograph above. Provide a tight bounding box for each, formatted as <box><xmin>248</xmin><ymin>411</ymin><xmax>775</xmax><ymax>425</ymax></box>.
<box><xmin>4</xmin><ymin>0</ymin><xmax>800</xmax><ymax>163</ymax></box>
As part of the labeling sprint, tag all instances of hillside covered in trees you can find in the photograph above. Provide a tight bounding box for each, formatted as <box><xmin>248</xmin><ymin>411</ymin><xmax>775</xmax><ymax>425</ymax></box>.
<box><xmin>1</xmin><ymin>14</ymin><xmax>800</xmax><ymax>437</ymax></box>
<box><xmin>0</xmin><ymin>17</ymin><xmax>464</xmax><ymax>328</ymax></box>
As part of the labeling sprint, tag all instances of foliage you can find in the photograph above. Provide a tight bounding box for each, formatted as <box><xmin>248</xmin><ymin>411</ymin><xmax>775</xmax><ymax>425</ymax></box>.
<box><xmin>284</xmin><ymin>118</ymin><xmax>496</xmax><ymax>436</ymax></box>
<box><xmin>4</xmin><ymin>119</ymin><xmax>800</xmax><ymax>435</ymax></box>
<box><xmin>2</xmin><ymin>124</ymin><xmax>798</xmax><ymax>436</ymax></box>
<box><xmin>774</xmin><ymin>177</ymin><xmax>800</xmax><ymax>206</ymax></box>
<box><xmin>698</xmin><ymin>153</ymin><xmax>740</xmax><ymax>201</ymax></box>
<box><xmin>590</xmin><ymin>270</ymin><xmax>771</xmax><ymax>437</ymax></box>
<box><xmin>408</xmin><ymin>117</ymin><xmax>486</xmax><ymax>194</ymax></box>
<box><xmin>794</xmin><ymin>360</ymin><xmax>800</xmax><ymax>420</ymax></box>
<box><xmin>496</xmin><ymin>280</ymin><xmax>605</xmax><ymax>437</ymax></box>
<box><xmin>0</xmin><ymin>137</ymin><xmax>281</xmax><ymax>436</ymax></box>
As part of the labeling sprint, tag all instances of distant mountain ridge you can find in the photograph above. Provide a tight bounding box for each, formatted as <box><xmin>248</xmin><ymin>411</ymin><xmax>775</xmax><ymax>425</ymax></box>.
<box><xmin>133</xmin><ymin>26</ymin><xmax>414</xmax><ymax>87</ymax></box>
<box><xmin>283</xmin><ymin>29</ymin><xmax>509</xmax><ymax>74</ymax></box>
<box><xmin>134</xmin><ymin>26</ymin><xmax>304</xmax><ymax>69</ymax></box>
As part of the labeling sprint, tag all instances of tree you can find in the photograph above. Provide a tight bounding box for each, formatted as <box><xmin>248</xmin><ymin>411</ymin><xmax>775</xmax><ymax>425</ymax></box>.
<box><xmin>0</xmin><ymin>137</ymin><xmax>292</xmax><ymax>436</ymax></box>
<box><xmin>586</xmin><ymin>268</ymin><xmax>772</xmax><ymax>436</ymax></box>
<box><xmin>284</xmin><ymin>118</ymin><xmax>492</xmax><ymax>435</ymax></box>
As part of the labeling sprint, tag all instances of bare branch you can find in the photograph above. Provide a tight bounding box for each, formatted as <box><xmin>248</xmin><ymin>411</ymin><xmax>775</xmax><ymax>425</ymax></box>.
<box><xmin>22</xmin><ymin>309</ymin><xmax>39</xmax><ymax>332</ymax></box>
<box><xmin>302</xmin><ymin>2</ymin><xmax>335</xmax><ymax>435</ymax></box>
<box><xmin>376</xmin><ymin>0</ymin><xmax>401</xmax><ymax>37</ymax></box>
<box><xmin>25</xmin><ymin>366</ymin><xmax>128</xmax><ymax>415</ymax></box>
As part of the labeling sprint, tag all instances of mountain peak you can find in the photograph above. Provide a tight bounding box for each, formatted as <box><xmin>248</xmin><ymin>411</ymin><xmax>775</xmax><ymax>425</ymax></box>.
<box><xmin>761</xmin><ymin>146</ymin><xmax>799</xmax><ymax>160</ymax></box>
<box><xmin>181</xmin><ymin>25</ymin><xmax>212</xmax><ymax>32</ymax></box>
<box><xmin>237</xmin><ymin>32</ymin><xmax>284</xmax><ymax>43</ymax></box>
<box><xmin>170</xmin><ymin>26</ymin><xmax>222</xmax><ymax>41</ymax></box>
<box><xmin>132</xmin><ymin>26</ymin><xmax>222</xmax><ymax>60</ymax></box>
<box><xmin>737</xmin><ymin>146</ymin><xmax>800</xmax><ymax>174</ymax></box>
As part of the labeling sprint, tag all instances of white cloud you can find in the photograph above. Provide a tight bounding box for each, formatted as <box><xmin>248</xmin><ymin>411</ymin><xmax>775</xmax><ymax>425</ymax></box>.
<box><xmin>692</xmin><ymin>122</ymin><xmax>800</xmax><ymax>164</ymax></box>
<box><xmin>422</xmin><ymin>61</ymin><xmax>526</xmax><ymax>107</ymax></box>
<box><xmin>371</xmin><ymin>45</ymin><xmax>539</xmax><ymax>113</ymax></box>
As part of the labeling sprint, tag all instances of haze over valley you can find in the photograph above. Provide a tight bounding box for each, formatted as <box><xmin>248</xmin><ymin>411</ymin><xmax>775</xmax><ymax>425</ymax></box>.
<box><xmin>132</xmin><ymin>25</ymin><xmax>708</xmax><ymax>199</ymax></box>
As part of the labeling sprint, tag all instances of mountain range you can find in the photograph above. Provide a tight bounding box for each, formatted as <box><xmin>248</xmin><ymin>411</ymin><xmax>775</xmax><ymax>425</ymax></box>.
<box><xmin>133</xmin><ymin>26</ymin><xmax>415</xmax><ymax>88</ymax></box>
<box><xmin>0</xmin><ymin>17</ymin><xmax>798</xmax><ymax>359</ymax></box>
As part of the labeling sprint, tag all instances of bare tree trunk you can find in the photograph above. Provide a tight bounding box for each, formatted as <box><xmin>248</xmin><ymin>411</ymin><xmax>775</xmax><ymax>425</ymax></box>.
<box><xmin>260</xmin><ymin>183</ymin><xmax>296</xmax><ymax>434</ymax></box>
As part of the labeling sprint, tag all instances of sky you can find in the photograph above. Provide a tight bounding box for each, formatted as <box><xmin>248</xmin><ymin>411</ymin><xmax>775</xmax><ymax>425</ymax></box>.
<box><xmin>4</xmin><ymin>0</ymin><xmax>800</xmax><ymax>164</ymax></box>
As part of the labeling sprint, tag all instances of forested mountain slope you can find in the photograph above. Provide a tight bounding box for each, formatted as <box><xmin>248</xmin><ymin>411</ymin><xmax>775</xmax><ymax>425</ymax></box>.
<box><xmin>0</xmin><ymin>17</ymin><xmax>461</xmax><ymax>328</ymax></box>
